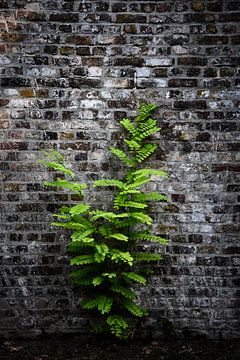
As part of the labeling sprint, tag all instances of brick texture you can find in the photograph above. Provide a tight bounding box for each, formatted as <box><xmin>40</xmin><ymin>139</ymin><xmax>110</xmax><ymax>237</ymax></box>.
<box><xmin>0</xmin><ymin>0</ymin><xmax>239</xmax><ymax>339</ymax></box>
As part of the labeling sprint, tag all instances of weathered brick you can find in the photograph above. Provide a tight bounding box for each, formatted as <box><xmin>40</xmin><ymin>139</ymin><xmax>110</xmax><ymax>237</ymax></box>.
<box><xmin>178</xmin><ymin>57</ymin><xmax>207</xmax><ymax>66</ymax></box>
<box><xmin>168</xmin><ymin>79</ymin><xmax>198</xmax><ymax>87</ymax></box>
<box><xmin>191</xmin><ymin>1</ymin><xmax>205</xmax><ymax>11</ymax></box>
<box><xmin>49</xmin><ymin>12</ymin><xmax>79</xmax><ymax>22</ymax></box>
<box><xmin>0</xmin><ymin>0</ymin><xmax>239</xmax><ymax>341</ymax></box>
<box><xmin>65</xmin><ymin>35</ymin><xmax>93</xmax><ymax>45</ymax></box>
<box><xmin>116</xmin><ymin>14</ymin><xmax>147</xmax><ymax>23</ymax></box>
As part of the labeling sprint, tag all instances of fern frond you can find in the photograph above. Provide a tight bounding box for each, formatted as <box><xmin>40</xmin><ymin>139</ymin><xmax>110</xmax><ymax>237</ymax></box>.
<box><xmin>135</xmin><ymin>144</ymin><xmax>157</xmax><ymax>163</ymax></box>
<box><xmin>134</xmin><ymin>192</ymin><xmax>168</xmax><ymax>202</ymax></box>
<box><xmin>123</xmin><ymin>300</ymin><xmax>148</xmax><ymax>317</ymax></box>
<box><xmin>135</xmin><ymin>103</ymin><xmax>157</xmax><ymax>122</ymax></box>
<box><xmin>110</xmin><ymin>249</ymin><xmax>133</xmax><ymax>265</ymax></box>
<box><xmin>106</xmin><ymin>315</ymin><xmax>129</xmax><ymax>338</ymax></box>
<box><xmin>130</xmin><ymin>231</ymin><xmax>168</xmax><ymax>244</ymax></box>
<box><xmin>51</xmin><ymin>221</ymin><xmax>86</xmax><ymax>230</ymax></box>
<box><xmin>70</xmin><ymin>266</ymin><xmax>98</xmax><ymax>279</ymax></box>
<box><xmin>129</xmin><ymin>212</ymin><xmax>153</xmax><ymax>225</ymax></box>
<box><xmin>109</xmin><ymin>233</ymin><xmax>129</xmax><ymax>241</ymax></box>
<box><xmin>70</xmin><ymin>254</ymin><xmax>96</xmax><ymax>265</ymax></box>
<box><xmin>43</xmin><ymin>179</ymin><xmax>87</xmax><ymax>193</ymax></box>
<box><xmin>120</xmin><ymin>201</ymin><xmax>147</xmax><ymax>209</ymax></box>
<box><xmin>124</xmin><ymin>139</ymin><xmax>141</xmax><ymax>151</ymax></box>
<box><xmin>92</xmin><ymin>276</ymin><xmax>104</xmax><ymax>286</ymax></box>
<box><xmin>134</xmin><ymin>252</ymin><xmax>162</xmax><ymax>262</ymax></box>
<box><xmin>39</xmin><ymin>160</ymin><xmax>74</xmax><ymax>177</ymax></box>
<box><xmin>93</xmin><ymin>179</ymin><xmax>126</xmax><ymax>190</ymax></box>
<box><xmin>133</xmin><ymin>169</ymin><xmax>168</xmax><ymax>179</ymax></box>
<box><xmin>82</xmin><ymin>296</ymin><xmax>113</xmax><ymax>314</ymax></box>
<box><xmin>113</xmin><ymin>218</ymin><xmax>138</xmax><ymax>228</ymax></box>
<box><xmin>109</xmin><ymin>147</ymin><xmax>135</xmax><ymax>167</ymax></box>
<box><xmin>69</xmin><ymin>203</ymin><xmax>90</xmax><ymax>216</ymax></box>
<box><xmin>41</xmin><ymin>149</ymin><xmax>65</xmax><ymax>163</ymax></box>
<box><xmin>120</xmin><ymin>118</ymin><xmax>137</xmax><ymax>137</ymax></box>
<box><xmin>127</xmin><ymin>178</ymin><xmax>150</xmax><ymax>189</ymax></box>
<box><xmin>52</xmin><ymin>213</ymin><xmax>70</xmax><ymax>220</ymax></box>
<box><xmin>122</xmin><ymin>272</ymin><xmax>147</xmax><ymax>285</ymax></box>
<box><xmin>67</xmin><ymin>241</ymin><xmax>85</xmax><ymax>253</ymax></box>
<box><xmin>95</xmin><ymin>243</ymin><xmax>109</xmax><ymax>263</ymax></box>
<box><xmin>71</xmin><ymin>228</ymin><xmax>96</xmax><ymax>242</ymax></box>
<box><xmin>136</xmin><ymin>126</ymin><xmax>160</xmax><ymax>141</ymax></box>
<box><xmin>90</xmin><ymin>210</ymin><xmax>129</xmax><ymax>222</ymax></box>
<box><xmin>92</xmin><ymin>272</ymin><xmax>117</xmax><ymax>285</ymax></box>
<box><xmin>111</xmin><ymin>285</ymin><xmax>136</xmax><ymax>300</ymax></box>
<box><xmin>119</xmin><ymin>189</ymin><xmax>141</xmax><ymax>195</ymax></box>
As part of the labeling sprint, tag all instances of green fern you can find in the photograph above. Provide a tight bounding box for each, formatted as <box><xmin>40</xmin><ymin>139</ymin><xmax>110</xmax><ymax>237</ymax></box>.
<box><xmin>122</xmin><ymin>272</ymin><xmax>147</xmax><ymax>285</ymax></box>
<box><xmin>134</xmin><ymin>252</ymin><xmax>162</xmax><ymax>262</ymax></box>
<box><xmin>93</xmin><ymin>179</ymin><xmax>126</xmax><ymax>190</ymax></box>
<box><xmin>123</xmin><ymin>300</ymin><xmax>148</xmax><ymax>317</ymax></box>
<box><xmin>135</xmin><ymin>143</ymin><xmax>158</xmax><ymax>163</ymax></box>
<box><xmin>82</xmin><ymin>296</ymin><xmax>113</xmax><ymax>315</ymax></box>
<box><xmin>41</xmin><ymin>103</ymin><xmax>169</xmax><ymax>339</ymax></box>
<box><xmin>70</xmin><ymin>255</ymin><xmax>96</xmax><ymax>265</ymax></box>
<box><xmin>111</xmin><ymin>285</ymin><xmax>136</xmax><ymax>300</ymax></box>
<box><xmin>130</xmin><ymin>231</ymin><xmax>168</xmax><ymax>244</ymax></box>
<box><xmin>109</xmin><ymin>147</ymin><xmax>135</xmax><ymax>167</ymax></box>
<box><xmin>120</xmin><ymin>118</ymin><xmax>137</xmax><ymax>137</ymax></box>
<box><xmin>39</xmin><ymin>160</ymin><xmax>74</xmax><ymax>177</ymax></box>
<box><xmin>110</xmin><ymin>249</ymin><xmax>133</xmax><ymax>265</ymax></box>
<box><xmin>134</xmin><ymin>192</ymin><xmax>169</xmax><ymax>202</ymax></box>
<box><xmin>106</xmin><ymin>315</ymin><xmax>129</xmax><ymax>338</ymax></box>
<box><xmin>43</xmin><ymin>179</ymin><xmax>87</xmax><ymax>193</ymax></box>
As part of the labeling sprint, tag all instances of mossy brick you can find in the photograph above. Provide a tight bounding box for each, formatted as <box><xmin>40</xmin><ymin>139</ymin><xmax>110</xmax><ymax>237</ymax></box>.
<box><xmin>2</xmin><ymin>33</ymin><xmax>28</xmax><ymax>42</ymax></box>
<box><xmin>191</xmin><ymin>1</ymin><xmax>205</xmax><ymax>11</ymax></box>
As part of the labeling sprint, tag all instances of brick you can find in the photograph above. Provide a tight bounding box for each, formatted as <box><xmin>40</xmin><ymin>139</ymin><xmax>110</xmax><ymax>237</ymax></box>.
<box><xmin>116</xmin><ymin>14</ymin><xmax>147</xmax><ymax>23</ymax></box>
<box><xmin>178</xmin><ymin>57</ymin><xmax>207</xmax><ymax>66</ymax></box>
<box><xmin>174</xmin><ymin>100</ymin><xmax>207</xmax><ymax>109</ymax></box>
<box><xmin>191</xmin><ymin>1</ymin><xmax>205</xmax><ymax>11</ymax></box>
<box><xmin>198</xmin><ymin>36</ymin><xmax>228</xmax><ymax>45</ymax></box>
<box><xmin>0</xmin><ymin>0</ymin><xmax>239</xmax><ymax>340</ymax></box>
<box><xmin>168</xmin><ymin>79</ymin><xmax>198</xmax><ymax>87</ymax></box>
<box><xmin>49</xmin><ymin>12</ymin><xmax>79</xmax><ymax>22</ymax></box>
<box><xmin>146</xmin><ymin>58</ymin><xmax>172</xmax><ymax>67</ymax></box>
<box><xmin>65</xmin><ymin>35</ymin><xmax>92</xmax><ymax>45</ymax></box>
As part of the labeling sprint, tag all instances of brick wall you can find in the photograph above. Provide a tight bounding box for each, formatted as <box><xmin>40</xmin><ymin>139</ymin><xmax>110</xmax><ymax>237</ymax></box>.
<box><xmin>0</xmin><ymin>0</ymin><xmax>239</xmax><ymax>338</ymax></box>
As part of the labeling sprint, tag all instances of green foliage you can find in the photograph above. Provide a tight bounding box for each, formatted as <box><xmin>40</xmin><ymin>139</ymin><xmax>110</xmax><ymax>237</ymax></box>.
<box><xmin>41</xmin><ymin>103</ymin><xmax>169</xmax><ymax>339</ymax></box>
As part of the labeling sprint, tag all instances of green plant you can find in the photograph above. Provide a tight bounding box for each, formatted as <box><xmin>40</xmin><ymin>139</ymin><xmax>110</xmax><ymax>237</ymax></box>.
<box><xmin>40</xmin><ymin>103</ymin><xmax>169</xmax><ymax>339</ymax></box>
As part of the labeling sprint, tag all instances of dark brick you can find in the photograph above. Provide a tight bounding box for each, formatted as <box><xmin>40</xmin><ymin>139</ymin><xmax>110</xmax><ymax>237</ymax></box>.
<box><xmin>17</xmin><ymin>10</ymin><xmax>47</xmax><ymax>21</ymax></box>
<box><xmin>174</xmin><ymin>100</ymin><xmax>207</xmax><ymax>109</ymax></box>
<box><xmin>178</xmin><ymin>57</ymin><xmax>207</xmax><ymax>66</ymax></box>
<box><xmin>43</xmin><ymin>131</ymin><xmax>58</xmax><ymax>140</ymax></box>
<box><xmin>49</xmin><ymin>12</ymin><xmax>79</xmax><ymax>22</ymax></box>
<box><xmin>112</xmin><ymin>3</ymin><xmax>127</xmax><ymax>12</ymax></box>
<box><xmin>206</xmin><ymin>2</ymin><xmax>223</xmax><ymax>12</ymax></box>
<box><xmin>227</xmin><ymin>185</ymin><xmax>240</xmax><ymax>192</ymax></box>
<box><xmin>168</xmin><ymin>79</ymin><xmax>198</xmax><ymax>87</ymax></box>
<box><xmin>113</xmin><ymin>57</ymin><xmax>144</xmax><ymax>67</ymax></box>
<box><xmin>196</xmin><ymin>132</ymin><xmax>211</xmax><ymax>141</ymax></box>
<box><xmin>65</xmin><ymin>35</ymin><xmax>92</xmax><ymax>45</ymax></box>
<box><xmin>152</xmin><ymin>68</ymin><xmax>168</xmax><ymax>77</ymax></box>
<box><xmin>116</xmin><ymin>14</ymin><xmax>147</xmax><ymax>23</ymax></box>
<box><xmin>219</xmin><ymin>13</ymin><xmax>240</xmax><ymax>22</ymax></box>
<box><xmin>198</xmin><ymin>36</ymin><xmax>228</xmax><ymax>45</ymax></box>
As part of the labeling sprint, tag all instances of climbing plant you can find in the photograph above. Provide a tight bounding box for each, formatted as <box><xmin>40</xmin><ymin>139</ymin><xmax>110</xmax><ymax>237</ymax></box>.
<box><xmin>40</xmin><ymin>103</ymin><xmax>168</xmax><ymax>339</ymax></box>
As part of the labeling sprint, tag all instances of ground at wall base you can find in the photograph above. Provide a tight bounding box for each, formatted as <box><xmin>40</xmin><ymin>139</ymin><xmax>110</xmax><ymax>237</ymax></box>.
<box><xmin>0</xmin><ymin>336</ymin><xmax>240</xmax><ymax>360</ymax></box>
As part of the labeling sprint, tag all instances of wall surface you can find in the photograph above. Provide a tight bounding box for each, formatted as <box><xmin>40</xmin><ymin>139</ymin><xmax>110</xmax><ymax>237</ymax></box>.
<box><xmin>0</xmin><ymin>0</ymin><xmax>240</xmax><ymax>339</ymax></box>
